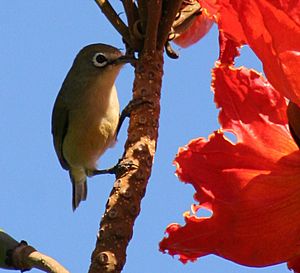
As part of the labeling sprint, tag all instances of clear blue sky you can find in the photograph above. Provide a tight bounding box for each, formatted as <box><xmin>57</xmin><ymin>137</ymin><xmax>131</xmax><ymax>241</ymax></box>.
<box><xmin>0</xmin><ymin>1</ymin><xmax>289</xmax><ymax>273</ymax></box>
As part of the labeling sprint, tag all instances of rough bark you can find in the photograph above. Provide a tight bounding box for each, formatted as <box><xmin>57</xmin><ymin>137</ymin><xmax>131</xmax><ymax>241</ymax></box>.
<box><xmin>88</xmin><ymin>49</ymin><xmax>163</xmax><ymax>273</ymax></box>
<box><xmin>89</xmin><ymin>1</ymin><xmax>183</xmax><ymax>272</ymax></box>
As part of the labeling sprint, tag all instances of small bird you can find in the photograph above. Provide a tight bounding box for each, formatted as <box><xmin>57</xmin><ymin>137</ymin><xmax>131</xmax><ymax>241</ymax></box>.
<box><xmin>51</xmin><ymin>43</ymin><xmax>133</xmax><ymax>210</ymax></box>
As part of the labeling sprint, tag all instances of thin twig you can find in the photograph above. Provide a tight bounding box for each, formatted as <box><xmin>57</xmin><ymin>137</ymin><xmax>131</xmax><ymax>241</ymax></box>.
<box><xmin>94</xmin><ymin>0</ymin><xmax>131</xmax><ymax>46</ymax></box>
<box><xmin>122</xmin><ymin>0</ymin><xmax>142</xmax><ymax>50</ymax></box>
<box><xmin>143</xmin><ymin>0</ymin><xmax>162</xmax><ymax>52</ymax></box>
<box><xmin>0</xmin><ymin>230</ymin><xmax>18</xmax><ymax>270</ymax></box>
<box><xmin>26</xmin><ymin>251</ymin><xmax>70</xmax><ymax>273</ymax></box>
<box><xmin>1</xmin><ymin>236</ymin><xmax>69</xmax><ymax>273</ymax></box>
<box><xmin>122</xmin><ymin>0</ymin><xmax>139</xmax><ymax>31</ymax></box>
<box><xmin>137</xmin><ymin>0</ymin><xmax>147</xmax><ymax>30</ymax></box>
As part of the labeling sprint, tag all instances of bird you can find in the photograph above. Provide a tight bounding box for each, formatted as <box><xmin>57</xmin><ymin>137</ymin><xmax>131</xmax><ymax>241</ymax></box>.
<box><xmin>51</xmin><ymin>43</ymin><xmax>133</xmax><ymax>210</ymax></box>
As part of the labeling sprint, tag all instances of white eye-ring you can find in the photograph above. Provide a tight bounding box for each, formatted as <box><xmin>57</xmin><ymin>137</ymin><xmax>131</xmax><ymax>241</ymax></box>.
<box><xmin>92</xmin><ymin>53</ymin><xmax>108</xmax><ymax>67</ymax></box>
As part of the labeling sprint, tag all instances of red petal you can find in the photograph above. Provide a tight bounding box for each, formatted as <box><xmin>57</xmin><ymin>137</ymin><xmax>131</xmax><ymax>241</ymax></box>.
<box><xmin>213</xmin><ymin>64</ymin><xmax>295</xmax><ymax>155</ymax></box>
<box><xmin>160</xmin><ymin>64</ymin><xmax>300</xmax><ymax>268</ymax></box>
<box><xmin>200</xmin><ymin>0</ymin><xmax>300</xmax><ymax>105</ymax></box>
<box><xmin>218</xmin><ymin>32</ymin><xmax>241</xmax><ymax>65</ymax></box>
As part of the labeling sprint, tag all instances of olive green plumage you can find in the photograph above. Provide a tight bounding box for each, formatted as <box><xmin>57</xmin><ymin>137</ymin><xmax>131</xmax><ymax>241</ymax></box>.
<box><xmin>52</xmin><ymin>44</ymin><xmax>131</xmax><ymax>210</ymax></box>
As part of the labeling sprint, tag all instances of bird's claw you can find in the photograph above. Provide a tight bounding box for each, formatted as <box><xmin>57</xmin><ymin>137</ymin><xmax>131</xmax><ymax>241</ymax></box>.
<box><xmin>116</xmin><ymin>98</ymin><xmax>153</xmax><ymax>137</ymax></box>
<box><xmin>91</xmin><ymin>160</ymin><xmax>138</xmax><ymax>177</ymax></box>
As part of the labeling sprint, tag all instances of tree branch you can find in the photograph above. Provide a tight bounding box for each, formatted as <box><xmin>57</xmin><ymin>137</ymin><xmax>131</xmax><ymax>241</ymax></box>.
<box><xmin>21</xmin><ymin>250</ymin><xmax>70</xmax><ymax>273</ymax></box>
<box><xmin>143</xmin><ymin>0</ymin><xmax>162</xmax><ymax>52</ymax></box>
<box><xmin>88</xmin><ymin>45</ymin><xmax>164</xmax><ymax>273</ymax></box>
<box><xmin>0</xmin><ymin>230</ymin><xmax>69</xmax><ymax>273</ymax></box>
<box><xmin>0</xmin><ymin>229</ymin><xmax>18</xmax><ymax>270</ymax></box>
<box><xmin>122</xmin><ymin>0</ymin><xmax>143</xmax><ymax>51</ymax></box>
<box><xmin>89</xmin><ymin>2</ymin><xmax>177</xmax><ymax>273</ymax></box>
<box><xmin>94</xmin><ymin>0</ymin><xmax>131</xmax><ymax>46</ymax></box>
<box><xmin>137</xmin><ymin>0</ymin><xmax>147</xmax><ymax>30</ymax></box>
<box><xmin>157</xmin><ymin>0</ymin><xmax>184</xmax><ymax>49</ymax></box>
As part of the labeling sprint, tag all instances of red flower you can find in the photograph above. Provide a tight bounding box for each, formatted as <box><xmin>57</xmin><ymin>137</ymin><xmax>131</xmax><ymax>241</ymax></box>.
<box><xmin>160</xmin><ymin>49</ymin><xmax>300</xmax><ymax>271</ymax></box>
<box><xmin>199</xmin><ymin>0</ymin><xmax>300</xmax><ymax>105</ymax></box>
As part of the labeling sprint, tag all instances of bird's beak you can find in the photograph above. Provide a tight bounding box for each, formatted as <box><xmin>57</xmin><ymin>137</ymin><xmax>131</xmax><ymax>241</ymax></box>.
<box><xmin>114</xmin><ymin>55</ymin><xmax>137</xmax><ymax>65</ymax></box>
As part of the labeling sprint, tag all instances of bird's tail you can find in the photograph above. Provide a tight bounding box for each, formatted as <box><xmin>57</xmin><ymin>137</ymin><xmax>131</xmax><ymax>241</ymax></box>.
<box><xmin>69</xmin><ymin>168</ymin><xmax>87</xmax><ymax>211</ymax></box>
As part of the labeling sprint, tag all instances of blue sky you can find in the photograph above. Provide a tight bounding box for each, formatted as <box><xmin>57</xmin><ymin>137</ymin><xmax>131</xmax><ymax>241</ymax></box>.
<box><xmin>0</xmin><ymin>1</ymin><xmax>290</xmax><ymax>273</ymax></box>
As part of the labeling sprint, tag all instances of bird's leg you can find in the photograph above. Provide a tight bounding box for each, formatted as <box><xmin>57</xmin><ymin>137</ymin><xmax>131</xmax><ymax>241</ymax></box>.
<box><xmin>88</xmin><ymin>99</ymin><xmax>150</xmax><ymax>178</ymax></box>
<box><xmin>89</xmin><ymin>159</ymin><xmax>138</xmax><ymax>177</ymax></box>
<box><xmin>116</xmin><ymin>98</ymin><xmax>153</xmax><ymax>137</ymax></box>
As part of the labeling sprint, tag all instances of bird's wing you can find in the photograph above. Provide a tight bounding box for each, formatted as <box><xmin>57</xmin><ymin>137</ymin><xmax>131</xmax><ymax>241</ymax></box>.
<box><xmin>51</xmin><ymin>96</ymin><xmax>70</xmax><ymax>170</ymax></box>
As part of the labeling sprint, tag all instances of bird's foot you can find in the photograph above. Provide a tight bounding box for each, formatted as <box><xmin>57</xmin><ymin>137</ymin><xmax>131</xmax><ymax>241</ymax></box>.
<box><xmin>116</xmin><ymin>98</ymin><xmax>153</xmax><ymax>137</ymax></box>
<box><xmin>90</xmin><ymin>160</ymin><xmax>138</xmax><ymax>177</ymax></box>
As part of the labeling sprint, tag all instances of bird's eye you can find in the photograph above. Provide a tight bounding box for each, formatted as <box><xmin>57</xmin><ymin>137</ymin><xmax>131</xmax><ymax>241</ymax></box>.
<box><xmin>92</xmin><ymin>53</ymin><xmax>108</xmax><ymax>67</ymax></box>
